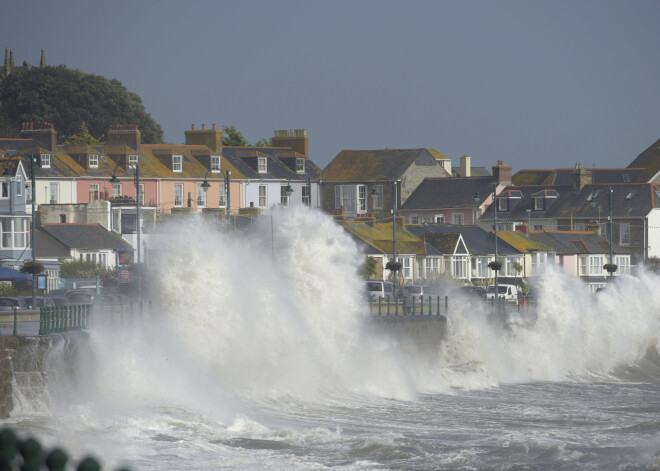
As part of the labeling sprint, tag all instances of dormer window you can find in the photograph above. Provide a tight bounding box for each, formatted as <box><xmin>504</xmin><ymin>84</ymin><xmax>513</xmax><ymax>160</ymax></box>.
<box><xmin>40</xmin><ymin>154</ymin><xmax>51</xmax><ymax>169</ymax></box>
<box><xmin>128</xmin><ymin>154</ymin><xmax>139</xmax><ymax>169</ymax></box>
<box><xmin>172</xmin><ymin>155</ymin><xmax>182</xmax><ymax>172</ymax></box>
<box><xmin>498</xmin><ymin>198</ymin><xmax>507</xmax><ymax>212</ymax></box>
<box><xmin>88</xmin><ymin>154</ymin><xmax>99</xmax><ymax>168</ymax></box>
<box><xmin>534</xmin><ymin>197</ymin><xmax>543</xmax><ymax>210</ymax></box>
<box><xmin>258</xmin><ymin>157</ymin><xmax>267</xmax><ymax>173</ymax></box>
<box><xmin>211</xmin><ymin>155</ymin><xmax>221</xmax><ymax>172</ymax></box>
<box><xmin>296</xmin><ymin>158</ymin><xmax>305</xmax><ymax>173</ymax></box>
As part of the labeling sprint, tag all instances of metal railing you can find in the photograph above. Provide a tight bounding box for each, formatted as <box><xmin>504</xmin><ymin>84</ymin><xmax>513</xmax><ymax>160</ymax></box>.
<box><xmin>39</xmin><ymin>302</ymin><xmax>141</xmax><ymax>335</ymax></box>
<box><xmin>368</xmin><ymin>293</ymin><xmax>534</xmax><ymax>317</ymax></box>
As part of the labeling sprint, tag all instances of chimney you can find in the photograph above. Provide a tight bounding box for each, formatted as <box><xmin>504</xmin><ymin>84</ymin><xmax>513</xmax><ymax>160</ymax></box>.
<box><xmin>492</xmin><ymin>160</ymin><xmax>512</xmax><ymax>185</ymax></box>
<box><xmin>460</xmin><ymin>155</ymin><xmax>471</xmax><ymax>177</ymax></box>
<box><xmin>19</xmin><ymin>122</ymin><xmax>56</xmax><ymax>152</ymax></box>
<box><xmin>40</xmin><ymin>48</ymin><xmax>46</xmax><ymax>67</ymax></box>
<box><xmin>184</xmin><ymin>123</ymin><xmax>223</xmax><ymax>152</ymax></box>
<box><xmin>272</xmin><ymin>129</ymin><xmax>309</xmax><ymax>157</ymax></box>
<box><xmin>107</xmin><ymin>124</ymin><xmax>141</xmax><ymax>151</ymax></box>
<box><xmin>573</xmin><ymin>163</ymin><xmax>592</xmax><ymax>190</ymax></box>
<box><xmin>516</xmin><ymin>224</ymin><xmax>529</xmax><ymax>235</ymax></box>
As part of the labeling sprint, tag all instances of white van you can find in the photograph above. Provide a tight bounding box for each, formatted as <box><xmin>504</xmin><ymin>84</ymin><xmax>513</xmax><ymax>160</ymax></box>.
<box><xmin>486</xmin><ymin>284</ymin><xmax>519</xmax><ymax>303</ymax></box>
<box><xmin>366</xmin><ymin>281</ymin><xmax>394</xmax><ymax>301</ymax></box>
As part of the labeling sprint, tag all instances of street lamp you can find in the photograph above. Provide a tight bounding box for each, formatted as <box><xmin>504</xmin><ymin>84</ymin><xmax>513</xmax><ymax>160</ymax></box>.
<box><xmin>604</xmin><ymin>187</ymin><xmax>618</xmax><ymax>277</ymax></box>
<box><xmin>202</xmin><ymin>169</ymin><xmax>231</xmax><ymax>218</ymax></box>
<box><xmin>372</xmin><ymin>179</ymin><xmax>401</xmax><ymax>296</ymax></box>
<box><xmin>110</xmin><ymin>162</ymin><xmax>142</xmax><ymax>302</ymax></box>
<box><xmin>474</xmin><ymin>185</ymin><xmax>501</xmax><ymax>301</ymax></box>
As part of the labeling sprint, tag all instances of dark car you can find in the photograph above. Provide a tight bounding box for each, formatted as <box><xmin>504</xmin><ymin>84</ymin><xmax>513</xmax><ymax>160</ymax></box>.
<box><xmin>22</xmin><ymin>296</ymin><xmax>56</xmax><ymax>309</ymax></box>
<box><xmin>0</xmin><ymin>297</ymin><xmax>29</xmax><ymax>311</ymax></box>
<box><xmin>456</xmin><ymin>285</ymin><xmax>486</xmax><ymax>299</ymax></box>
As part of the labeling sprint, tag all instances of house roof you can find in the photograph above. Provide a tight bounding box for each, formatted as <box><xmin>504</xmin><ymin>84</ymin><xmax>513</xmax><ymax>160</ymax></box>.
<box><xmin>40</xmin><ymin>224</ymin><xmax>133</xmax><ymax>251</ymax></box>
<box><xmin>323</xmin><ymin>148</ymin><xmax>450</xmax><ymax>181</ymax></box>
<box><xmin>35</xmin><ymin>230</ymin><xmax>73</xmax><ymax>259</ymax></box>
<box><xmin>526</xmin><ymin>230</ymin><xmax>627</xmax><ymax>255</ymax></box>
<box><xmin>512</xmin><ymin>168</ymin><xmax>646</xmax><ymax>186</ymax></box>
<box><xmin>627</xmin><ymin>137</ymin><xmax>660</xmax><ymax>182</ymax></box>
<box><xmin>401</xmin><ymin>177</ymin><xmax>498</xmax><ymax>210</ymax></box>
<box><xmin>452</xmin><ymin>166</ymin><xmax>492</xmax><ymax>177</ymax></box>
<box><xmin>342</xmin><ymin>222</ymin><xmax>425</xmax><ymax>255</ymax></box>
<box><xmin>405</xmin><ymin>224</ymin><xmax>521</xmax><ymax>256</ymax></box>
<box><xmin>496</xmin><ymin>231</ymin><xmax>551</xmax><ymax>253</ymax></box>
<box><xmin>222</xmin><ymin>146</ymin><xmax>322</xmax><ymax>181</ymax></box>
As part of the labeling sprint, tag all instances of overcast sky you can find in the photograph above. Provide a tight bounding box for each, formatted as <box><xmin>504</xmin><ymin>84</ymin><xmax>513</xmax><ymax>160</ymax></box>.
<box><xmin>2</xmin><ymin>0</ymin><xmax>660</xmax><ymax>172</ymax></box>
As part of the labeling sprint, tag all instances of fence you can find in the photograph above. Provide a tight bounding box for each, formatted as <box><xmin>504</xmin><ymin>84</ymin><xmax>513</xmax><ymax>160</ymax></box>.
<box><xmin>38</xmin><ymin>302</ymin><xmax>141</xmax><ymax>335</ymax></box>
<box><xmin>367</xmin><ymin>294</ymin><xmax>534</xmax><ymax>317</ymax></box>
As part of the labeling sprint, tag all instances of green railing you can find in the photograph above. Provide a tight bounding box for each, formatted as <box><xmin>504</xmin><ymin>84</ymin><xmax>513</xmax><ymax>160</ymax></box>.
<box><xmin>0</xmin><ymin>427</ymin><xmax>130</xmax><ymax>470</ymax></box>
<box><xmin>39</xmin><ymin>302</ymin><xmax>140</xmax><ymax>335</ymax></box>
<box><xmin>368</xmin><ymin>294</ymin><xmax>534</xmax><ymax>317</ymax></box>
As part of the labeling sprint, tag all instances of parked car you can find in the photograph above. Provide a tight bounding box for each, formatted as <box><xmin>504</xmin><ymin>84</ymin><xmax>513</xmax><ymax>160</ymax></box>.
<box><xmin>486</xmin><ymin>284</ymin><xmax>519</xmax><ymax>303</ymax></box>
<box><xmin>22</xmin><ymin>296</ymin><xmax>56</xmax><ymax>309</ymax></box>
<box><xmin>51</xmin><ymin>296</ymin><xmax>71</xmax><ymax>306</ymax></box>
<box><xmin>100</xmin><ymin>294</ymin><xmax>134</xmax><ymax>306</ymax></box>
<box><xmin>0</xmin><ymin>297</ymin><xmax>29</xmax><ymax>311</ymax></box>
<box><xmin>398</xmin><ymin>285</ymin><xmax>434</xmax><ymax>305</ymax></box>
<box><xmin>456</xmin><ymin>285</ymin><xmax>486</xmax><ymax>299</ymax></box>
<box><xmin>366</xmin><ymin>281</ymin><xmax>394</xmax><ymax>301</ymax></box>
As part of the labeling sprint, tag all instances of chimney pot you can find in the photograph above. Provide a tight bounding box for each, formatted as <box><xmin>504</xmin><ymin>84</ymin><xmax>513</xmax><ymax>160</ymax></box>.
<box><xmin>191</xmin><ymin>124</ymin><xmax>195</xmax><ymax>130</ymax></box>
<box><xmin>212</xmin><ymin>123</ymin><xmax>216</xmax><ymax>130</ymax></box>
<box><xmin>202</xmin><ymin>124</ymin><xmax>206</xmax><ymax>130</ymax></box>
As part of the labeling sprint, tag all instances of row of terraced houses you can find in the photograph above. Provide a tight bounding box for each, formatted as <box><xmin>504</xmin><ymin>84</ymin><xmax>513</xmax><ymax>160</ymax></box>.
<box><xmin>2</xmin><ymin>121</ymin><xmax>660</xmax><ymax>293</ymax></box>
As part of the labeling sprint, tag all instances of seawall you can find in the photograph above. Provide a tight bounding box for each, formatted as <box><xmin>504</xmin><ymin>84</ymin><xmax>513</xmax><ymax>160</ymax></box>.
<box><xmin>0</xmin><ymin>332</ymin><xmax>92</xmax><ymax>419</ymax></box>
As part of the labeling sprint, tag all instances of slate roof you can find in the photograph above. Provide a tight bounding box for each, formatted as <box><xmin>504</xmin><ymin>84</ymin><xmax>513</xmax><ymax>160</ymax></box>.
<box><xmin>322</xmin><ymin>148</ymin><xmax>450</xmax><ymax>181</ymax></box>
<box><xmin>405</xmin><ymin>224</ymin><xmax>521</xmax><ymax>256</ymax></box>
<box><xmin>35</xmin><ymin>230</ymin><xmax>73</xmax><ymax>259</ymax></box>
<box><xmin>452</xmin><ymin>166</ymin><xmax>492</xmax><ymax>177</ymax></box>
<box><xmin>221</xmin><ymin>146</ymin><xmax>322</xmax><ymax>181</ymax></box>
<box><xmin>342</xmin><ymin>222</ymin><xmax>426</xmax><ymax>255</ymax></box>
<box><xmin>526</xmin><ymin>230</ymin><xmax>627</xmax><ymax>255</ymax></box>
<box><xmin>496</xmin><ymin>231</ymin><xmax>550</xmax><ymax>253</ymax></box>
<box><xmin>39</xmin><ymin>224</ymin><xmax>133</xmax><ymax>251</ymax></box>
<box><xmin>401</xmin><ymin>177</ymin><xmax>498</xmax><ymax>210</ymax></box>
<box><xmin>627</xmin><ymin>137</ymin><xmax>660</xmax><ymax>182</ymax></box>
<box><xmin>512</xmin><ymin>168</ymin><xmax>646</xmax><ymax>186</ymax></box>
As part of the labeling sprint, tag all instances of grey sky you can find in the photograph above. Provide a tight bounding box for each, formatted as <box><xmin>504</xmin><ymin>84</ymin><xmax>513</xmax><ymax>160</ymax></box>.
<box><xmin>2</xmin><ymin>0</ymin><xmax>659</xmax><ymax>172</ymax></box>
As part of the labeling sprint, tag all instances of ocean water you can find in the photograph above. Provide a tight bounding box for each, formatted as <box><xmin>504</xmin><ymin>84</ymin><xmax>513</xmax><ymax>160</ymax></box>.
<box><xmin>6</xmin><ymin>206</ymin><xmax>660</xmax><ymax>470</ymax></box>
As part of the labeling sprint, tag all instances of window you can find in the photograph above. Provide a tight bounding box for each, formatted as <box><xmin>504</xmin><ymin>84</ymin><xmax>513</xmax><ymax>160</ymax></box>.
<box><xmin>1</xmin><ymin>219</ymin><xmax>10</xmax><ymax>248</ymax></box>
<box><xmin>197</xmin><ymin>184</ymin><xmax>206</xmax><ymax>207</ymax></box>
<box><xmin>580</xmin><ymin>256</ymin><xmax>588</xmax><ymax>276</ymax></box>
<box><xmin>60</xmin><ymin>214</ymin><xmax>66</xmax><ymax>223</ymax></box>
<box><xmin>211</xmin><ymin>155</ymin><xmax>221</xmax><ymax>172</ymax></box>
<box><xmin>589</xmin><ymin>255</ymin><xmax>604</xmax><ymax>276</ymax></box>
<box><xmin>26</xmin><ymin>181</ymin><xmax>32</xmax><ymax>204</ymax></box>
<box><xmin>112</xmin><ymin>183</ymin><xmax>122</xmax><ymax>198</ymax></box>
<box><xmin>574</xmin><ymin>223</ymin><xmax>586</xmax><ymax>231</ymax></box>
<box><xmin>40</xmin><ymin>154</ymin><xmax>51</xmax><ymax>168</ymax></box>
<box><xmin>435</xmin><ymin>214</ymin><xmax>445</xmax><ymax>223</ymax></box>
<box><xmin>138</xmin><ymin>183</ymin><xmax>144</xmax><ymax>206</ymax></box>
<box><xmin>302</xmin><ymin>185</ymin><xmax>310</xmax><ymax>206</ymax></box>
<box><xmin>533</xmin><ymin>224</ymin><xmax>543</xmax><ymax>231</ymax></box>
<box><xmin>172</xmin><ymin>155</ymin><xmax>182</xmax><ymax>172</ymax></box>
<box><xmin>280</xmin><ymin>185</ymin><xmax>290</xmax><ymax>206</ymax></box>
<box><xmin>620</xmin><ymin>223</ymin><xmax>630</xmax><ymax>246</ymax></box>
<box><xmin>498</xmin><ymin>198</ymin><xmax>507</xmax><ymax>211</ymax></box>
<box><xmin>174</xmin><ymin>183</ymin><xmax>183</xmax><ymax>207</ymax></box>
<box><xmin>49</xmin><ymin>182</ymin><xmax>59</xmax><ymax>204</ymax></box>
<box><xmin>0</xmin><ymin>218</ymin><xmax>28</xmax><ymax>249</ymax></box>
<box><xmin>128</xmin><ymin>155</ymin><xmax>139</xmax><ymax>169</ymax></box>
<box><xmin>88</xmin><ymin>154</ymin><xmax>99</xmax><ymax>168</ymax></box>
<box><xmin>400</xmin><ymin>257</ymin><xmax>412</xmax><ymax>279</ymax></box>
<box><xmin>90</xmin><ymin>183</ymin><xmax>100</xmax><ymax>201</ymax></box>
<box><xmin>16</xmin><ymin>175</ymin><xmax>21</xmax><ymax>197</ymax></box>
<box><xmin>534</xmin><ymin>198</ymin><xmax>543</xmax><ymax>210</ymax></box>
<box><xmin>219</xmin><ymin>184</ymin><xmax>227</xmax><ymax>207</ymax></box>
<box><xmin>475</xmin><ymin>258</ymin><xmax>489</xmax><ymax>278</ymax></box>
<box><xmin>452</xmin><ymin>213</ymin><xmax>464</xmax><ymax>225</ymax></box>
<box><xmin>335</xmin><ymin>185</ymin><xmax>357</xmax><ymax>212</ymax></box>
<box><xmin>1</xmin><ymin>182</ymin><xmax>8</xmax><ymax>199</ymax></box>
<box><xmin>258</xmin><ymin>157</ymin><xmax>267</xmax><ymax>173</ymax></box>
<box><xmin>372</xmin><ymin>185</ymin><xmax>383</xmax><ymax>209</ymax></box>
<box><xmin>615</xmin><ymin>255</ymin><xmax>631</xmax><ymax>275</ymax></box>
<box><xmin>259</xmin><ymin>185</ymin><xmax>267</xmax><ymax>207</ymax></box>
<box><xmin>13</xmin><ymin>218</ymin><xmax>25</xmax><ymax>248</ymax></box>
<box><xmin>425</xmin><ymin>258</ymin><xmax>440</xmax><ymax>278</ymax></box>
<box><xmin>452</xmin><ymin>256</ymin><xmax>468</xmax><ymax>278</ymax></box>
<box><xmin>296</xmin><ymin>158</ymin><xmax>305</xmax><ymax>173</ymax></box>
<box><xmin>358</xmin><ymin>185</ymin><xmax>366</xmax><ymax>213</ymax></box>
<box><xmin>410</xmin><ymin>216</ymin><xmax>419</xmax><ymax>224</ymax></box>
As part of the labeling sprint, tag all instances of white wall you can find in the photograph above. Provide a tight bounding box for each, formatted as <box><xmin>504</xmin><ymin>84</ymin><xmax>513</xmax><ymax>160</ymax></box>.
<box><xmin>647</xmin><ymin>209</ymin><xmax>660</xmax><ymax>259</ymax></box>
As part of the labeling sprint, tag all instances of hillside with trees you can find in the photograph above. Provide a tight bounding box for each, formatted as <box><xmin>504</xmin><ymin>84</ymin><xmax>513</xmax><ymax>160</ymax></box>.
<box><xmin>0</xmin><ymin>65</ymin><xmax>163</xmax><ymax>143</ymax></box>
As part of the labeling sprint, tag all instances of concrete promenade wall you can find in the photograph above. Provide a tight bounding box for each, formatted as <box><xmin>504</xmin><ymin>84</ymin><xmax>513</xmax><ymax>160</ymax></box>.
<box><xmin>0</xmin><ymin>332</ymin><xmax>91</xmax><ymax>418</ymax></box>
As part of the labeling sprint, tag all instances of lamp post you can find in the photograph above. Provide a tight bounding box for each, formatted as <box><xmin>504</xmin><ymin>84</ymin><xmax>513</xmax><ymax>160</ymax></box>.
<box><xmin>203</xmin><ymin>169</ymin><xmax>231</xmax><ymax>219</ymax></box>
<box><xmin>475</xmin><ymin>185</ymin><xmax>500</xmax><ymax>302</ymax></box>
<box><xmin>604</xmin><ymin>187</ymin><xmax>618</xmax><ymax>278</ymax></box>
<box><xmin>110</xmin><ymin>163</ymin><xmax>142</xmax><ymax>302</ymax></box>
<box><xmin>372</xmin><ymin>180</ymin><xmax>400</xmax><ymax>296</ymax></box>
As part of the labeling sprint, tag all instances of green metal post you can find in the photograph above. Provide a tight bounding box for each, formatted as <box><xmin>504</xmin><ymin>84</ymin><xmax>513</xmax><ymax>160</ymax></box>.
<box><xmin>378</xmin><ymin>298</ymin><xmax>382</xmax><ymax>316</ymax></box>
<box><xmin>12</xmin><ymin>307</ymin><xmax>17</xmax><ymax>336</ymax></box>
<box><xmin>445</xmin><ymin>295</ymin><xmax>448</xmax><ymax>311</ymax></box>
<box><xmin>436</xmin><ymin>296</ymin><xmax>440</xmax><ymax>315</ymax></box>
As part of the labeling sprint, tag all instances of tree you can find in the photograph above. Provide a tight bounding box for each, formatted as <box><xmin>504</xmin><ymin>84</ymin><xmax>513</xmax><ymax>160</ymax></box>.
<box><xmin>254</xmin><ymin>137</ymin><xmax>272</xmax><ymax>147</ymax></box>
<box><xmin>222</xmin><ymin>125</ymin><xmax>248</xmax><ymax>147</ymax></box>
<box><xmin>0</xmin><ymin>65</ymin><xmax>164</xmax><ymax>143</ymax></box>
<box><xmin>65</xmin><ymin>121</ymin><xmax>104</xmax><ymax>145</ymax></box>
<box><xmin>513</xmin><ymin>261</ymin><xmax>523</xmax><ymax>286</ymax></box>
<box><xmin>360</xmin><ymin>256</ymin><xmax>378</xmax><ymax>280</ymax></box>
<box><xmin>20</xmin><ymin>261</ymin><xmax>44</xmax><ymax>275</ymax></box>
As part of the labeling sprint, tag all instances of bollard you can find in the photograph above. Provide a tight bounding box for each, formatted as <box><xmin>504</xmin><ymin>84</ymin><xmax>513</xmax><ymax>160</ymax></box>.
<box><xmin>411</xmin><ymin>297</ymin><xmax>415</xmax><ymax>316</ymax></box>
<box><xmin>386</xmin><ymin>296</ymin><xmax>390</xmax><ymax>316</ymax></box>
<box><xmin>445</xmin><ymin>295</ymin><xmax>448</xmax><ymax>312</ymax></box>
<box><xmin>378</xmin><ymin>298</ymin><xmax>382</xmax><ymax>316</ymax></box>
<box><xmin>46</xmin><ymin>448</ymin><xmax>68</xmax><ymax>471</ymax></box>
<box><xmin>19</xmin><ymin>438</ymin><xmax>43</xmax><ymax>471</ymax></box>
